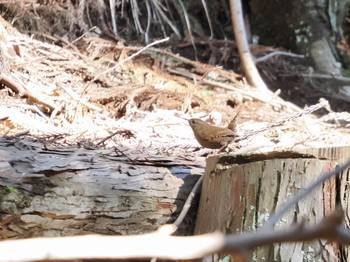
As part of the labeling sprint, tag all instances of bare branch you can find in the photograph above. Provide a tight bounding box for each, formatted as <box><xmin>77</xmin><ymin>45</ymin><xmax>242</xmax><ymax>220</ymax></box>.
<box><xmin>224</xmin><ymin>208</ymin><xmax>350</xmax><ymax>252</ymax></box>
<box><xmin>0</xmin><ymin>232</ymin><xmax>224</xmax><ymax>261</ymax></box>
<box><xmin>91</xmin><ymin>37</ymin><xmax>169</xmax><ymax>83</ymax></box>
<box><xmin>0</xmin><ymin>72</ymin><xmax>60</xmax><ymax>114</ymax></box>
<box><xmin>0</xmin><ymin>208</ymin><xmax>349</xmax><ymax>262</ymax></box>
<box><xmin>255</xmin><ymin>51</ymin><xmax>304</xmax><ymax>64</ymax></box>
<box><xmin>229</xmin><ymin>0</ymin><xmax>269</xmax><ymax>91</ymax></box>
<box><xmin>264</xmin><ymin>158</ymin><xmax>350</xmax><ymax>230</ymax></box>
<box><xmin>173</xmin><ymin>176</ymin><xmax>203</xmax><ymax>228</ymax></box>
<box><xmin>232</xmin><ymin>99</ymin><xmax>328</xmax><ymax>144</ymax></box>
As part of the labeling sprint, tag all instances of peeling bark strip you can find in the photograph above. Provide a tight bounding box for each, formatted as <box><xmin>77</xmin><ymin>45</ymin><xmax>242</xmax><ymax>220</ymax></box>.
<box><xmin>0</xmin><ymin>138</ymin><xmax>203</xmax><ymax>238</ymax></box>
<box><xmin>195</xmin><ymin>147</ymin><xmax>350</xmax><ymax>261</ymax></box>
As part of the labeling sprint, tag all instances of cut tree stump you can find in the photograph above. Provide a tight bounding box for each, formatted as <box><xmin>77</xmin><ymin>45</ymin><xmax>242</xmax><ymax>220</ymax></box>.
<box><xmin>194</xmin><ymin>146</ymin><xmax>350</xmax><ymax>262</ymax></box>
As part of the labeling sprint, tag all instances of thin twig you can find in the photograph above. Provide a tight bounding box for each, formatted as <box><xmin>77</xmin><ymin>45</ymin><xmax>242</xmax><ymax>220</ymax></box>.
<box><xmin>233</xmin><ymin>99</ymin><xmax>328</xmax><ymax>143</ymax></box>
<box><xmin>0</xmin><ymin>72</ymin><xmax>60</xmax><ymax>113</ymax></box>
<box><xmin>90</xmin><ymin>37</ymin><xmax>169</xmax><ymax>83</ymax></box>
<box><xmin>0</xmin><ymin>116</ymin><xmax>9</xmax><ymax>121</ymax></box>
<box><xmin>298</xmin><ymin>73</ymin><xmax>350</xmax><ymax>82</ymax></box>
<box><xmin>4</xmin><ymin>130</ymin><xmax>30</xmax><ymax>138</ymax></box>
<box><xmin>173</xmin><ymin>176</ymin><xmax>203</xmax><ymax>228</ymax></box>
<box><xmin>173</xmin><ymin>144</ymin><xmax>265</xmax><ymax>227</ymax></box>
<box><xmin>60</xmin><ymin>85</ymin><xmax>102</xmax><ymax>112</ymax></box>
<box><xmin>255</xmin><ymin>51</ymin><xmax>304</xmax><ymax>64</ymax></box>
<box><xmin>22</xmin><ymin>27</ymin><xmax>97</xmax><ymax>63</ymax></box>
<box><xmin>0</xmin><ymin>208</ymin><xmax>349</xmax><ymax>262</ymax></box>
<box><xmin>114</xmin><ymin>146</ymin><xmax>135</xmax><ymax>163</ymax></box>
<box><xmin>96</xmin><ymin>130</ymin><xmax>134</xmax><ymax>146</ymax></box>
<box><xmin>264</xmin><ymin>158</ymin><xmax>350</xmax><ymax>230</ymax></box>
<box><xmin>74</xmin><ymin>37</ymin><xmax>169</xmax><ymax>115</ymax></box>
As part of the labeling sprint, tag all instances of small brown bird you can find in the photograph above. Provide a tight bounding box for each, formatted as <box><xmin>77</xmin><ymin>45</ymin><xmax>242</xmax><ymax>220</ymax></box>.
<box><xmin>188</xmin><ymin>118</ymin><xmax>237</xmax><ymax>149</ymax></box>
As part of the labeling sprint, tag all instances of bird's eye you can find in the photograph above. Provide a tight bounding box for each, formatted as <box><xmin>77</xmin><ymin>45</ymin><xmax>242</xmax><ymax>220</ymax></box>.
<box><xmin>190</xmin><ymin>119</ymin><xmax>196</xmax><ymax>125</ymax></box>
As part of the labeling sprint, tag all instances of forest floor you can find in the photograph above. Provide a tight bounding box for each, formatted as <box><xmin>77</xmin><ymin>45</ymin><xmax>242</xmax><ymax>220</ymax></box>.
<box><xmin>1</xmin><ymin>16</ymin><xmax>350</xmax><ymax>157</ymax></box>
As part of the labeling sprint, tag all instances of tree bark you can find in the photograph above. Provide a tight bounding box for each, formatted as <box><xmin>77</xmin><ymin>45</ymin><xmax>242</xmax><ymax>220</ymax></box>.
<box><xmin>250</xmin><ymin>0</ymin><xmax>348</xmax><ymax>73</ymax></box>
<box><xmin>230</xmin><ymin>0</ymin><xmax>270</xmax><ymax>93</ymax></box>
<box><xmin>195</xmin><ymin>146</ymin><xmax>350</xmax><ymax>261</ymax></box>
<box><xmin>0</xmin><ymin>138</ymin><xmax>203</xmax><ymax>238</ymax></box>
<box><xmin>248</xmin><ymin>0</ymin><xmax>350</xmax><ymax>101</ymax></box>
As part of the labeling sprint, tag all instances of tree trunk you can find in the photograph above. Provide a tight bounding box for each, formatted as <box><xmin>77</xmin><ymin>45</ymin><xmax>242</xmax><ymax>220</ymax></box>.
<box><xmin>249</xmin><ymin>0</ymin><xmax>350</xmax><ymax>101</ymax></box>
<box><xmin>250</xmin><ymin>0</ymin><xmax>347</xmax><ymax>71</ymax></box>
<box><xmin>194</xmin><ymin>146</ymin><xmax>350</xmax><ymax>261</ymax></box>
<box><xmin>0</xmin><ymin>138</ymin><xmax>203</xmax><ymax>238</ymax></box>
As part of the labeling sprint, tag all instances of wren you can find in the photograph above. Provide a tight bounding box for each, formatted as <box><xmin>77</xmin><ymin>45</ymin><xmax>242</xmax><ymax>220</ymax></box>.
<box><xmin>188</xmin><ymin>118</ymin><xmax>236</xmax><ymax>149</ymax></box>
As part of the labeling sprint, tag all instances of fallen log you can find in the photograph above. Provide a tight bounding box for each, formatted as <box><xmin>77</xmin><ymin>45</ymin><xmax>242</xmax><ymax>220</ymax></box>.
<box><xmin>0</xmin><ymin>137</ymin><xmax>203</xmax><ymax>238</ymax></box>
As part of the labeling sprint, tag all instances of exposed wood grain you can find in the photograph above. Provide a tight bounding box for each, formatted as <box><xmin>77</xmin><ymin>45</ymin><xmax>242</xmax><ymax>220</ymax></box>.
<box><xmin>0</xmin><ymin>138</ymin><xmax>204</xmax><ymax>237</ymax></box>
<box><xmin>195</xmin><ymin>146</ymin><xmax>350</xmax><ymax>261</ymax></box>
